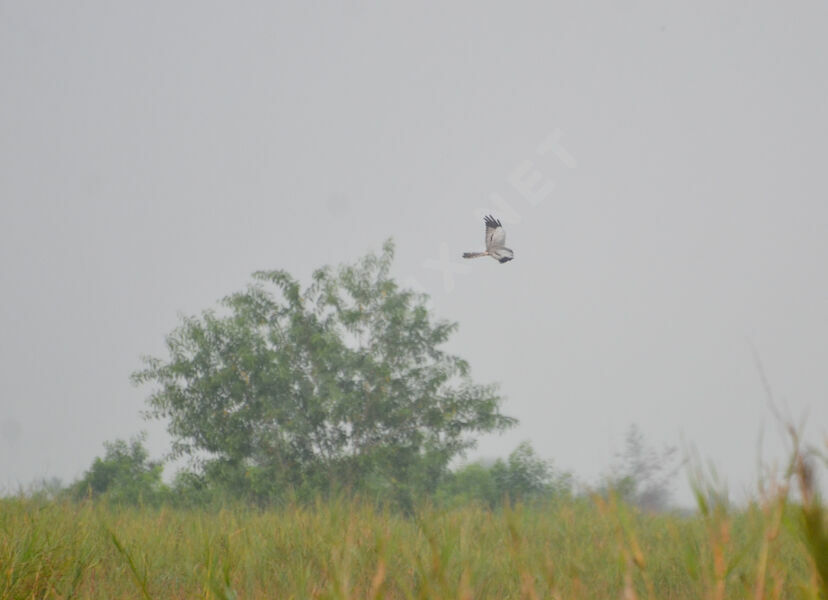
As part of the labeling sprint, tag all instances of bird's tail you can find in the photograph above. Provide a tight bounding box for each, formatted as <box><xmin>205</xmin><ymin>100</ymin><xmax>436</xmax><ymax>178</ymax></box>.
<box><xmin>462</xmin><ymin>251</ymin><xmax>488</xmax><ymax>259</ymax></box>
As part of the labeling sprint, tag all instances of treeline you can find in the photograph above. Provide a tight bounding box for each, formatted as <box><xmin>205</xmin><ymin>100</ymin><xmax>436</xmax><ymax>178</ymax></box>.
<box><xmin>53</xmin><ymin>426</ymin><xmax>675</xmax><ymax>512</ymax></box>
<box><xmin>37</xmin><ymin>243</ymin><xmax>676</xmax><ymax>511</ymax></box>
<box><xmin>62</xmin><ymin>435</ymin><xmax>575</xmax><ymax>509</ymax></box>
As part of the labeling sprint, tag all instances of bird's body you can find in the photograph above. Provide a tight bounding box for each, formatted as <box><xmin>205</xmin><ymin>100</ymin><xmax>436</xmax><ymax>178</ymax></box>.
<box><xmin>463</xmin><ymin>215</ymin><xmax>514</xmax><ymax>263</ymax></box>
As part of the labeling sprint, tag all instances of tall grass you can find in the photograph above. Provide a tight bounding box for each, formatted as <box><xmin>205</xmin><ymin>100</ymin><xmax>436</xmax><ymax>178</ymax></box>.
<box><xmin>2</xmin><ymin>479</ymin><xmax>824</xmax><ymax>599</ymax></box>
<box><xmin>3</xmin><ymin>416</ymin><xmax>825</xmax><ymax>599</ymax></box>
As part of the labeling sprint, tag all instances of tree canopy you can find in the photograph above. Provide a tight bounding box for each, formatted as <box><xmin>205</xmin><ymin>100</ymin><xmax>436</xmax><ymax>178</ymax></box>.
<box><xmin>436</xmin><ymin>441</ymin><xmax>572</xmax><ymax>508</ymax></box>
<box><xmin>69</xmin><ymin>434</ymin><xmax>164</xmax><ymax>504</ymax></box>
<box><xmin>132</xmin><ymin>241</ymin><xmax>516</xmax><ymax>504</ymax></box>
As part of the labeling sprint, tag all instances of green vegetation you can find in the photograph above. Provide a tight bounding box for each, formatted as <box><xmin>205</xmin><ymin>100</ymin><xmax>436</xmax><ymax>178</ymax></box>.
<box><xmin>437</xmin><ymin>442</ymin><xmax>573</xmax><ymax>509</ymax></box>
<box><xmin>131</xmin><ymin>240</ymin><xmax>514</xmax><ymax>508</ymax></box>
<box><xmin>69</xmin><ymin>434</ymin><xmax>165</xmax><ymax>505</ymax></box>
<box><xmin>64</xmin><ymin>435</ymin><xmax>575</xmax><ymax>511</ymax></box>
<box><xmin>2</xmin><ymin>477</ymin><xmax>825</xmax><ymax>599</ymax></box>
<box><xmin>5</xmin><ymin>243</ymin><xmax>825</xmax><ymax>598</ymax></box>
<box><xmin>6</xmin><ymin>423</ymin><xmax>826</xmax><ymax>599</ymax></box>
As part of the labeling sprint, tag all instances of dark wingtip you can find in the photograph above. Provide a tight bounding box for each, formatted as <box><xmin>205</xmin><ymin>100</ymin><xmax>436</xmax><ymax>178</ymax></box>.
<box><xmin>484</xmin><ymin>214</ymin><xmax>502</xmax><ymax>228</ymax></box>
<box><xmin>498</xmin><ymin>256</ymin><xmax>513</xmax><ymax>263</ymax></box>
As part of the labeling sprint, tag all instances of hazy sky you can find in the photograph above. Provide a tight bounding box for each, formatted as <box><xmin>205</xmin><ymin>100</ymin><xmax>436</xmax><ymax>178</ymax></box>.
<box><xmin>2</xmin><ymin>2</ymin><xmax>827</xmax><ymax>504</ymax></box>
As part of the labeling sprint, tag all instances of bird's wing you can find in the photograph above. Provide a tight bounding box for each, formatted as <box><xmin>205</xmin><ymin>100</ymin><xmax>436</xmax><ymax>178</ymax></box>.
<box><xmin>484</xmin><ymin>215</ymin><xmax>506</xmax><ymax>249</ymax></box>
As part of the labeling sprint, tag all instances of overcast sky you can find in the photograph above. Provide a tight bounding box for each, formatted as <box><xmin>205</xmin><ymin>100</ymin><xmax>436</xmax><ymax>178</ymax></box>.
<box><xmin>2</xmin><ymin>2</ymin><xmax>826</xmax><ymax>504</ymax></box>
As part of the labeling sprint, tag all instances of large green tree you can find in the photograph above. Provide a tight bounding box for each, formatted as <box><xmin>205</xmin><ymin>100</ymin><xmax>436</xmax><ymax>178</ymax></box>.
<box><xmin>132</xmin><ymin>241</ymin><xmax>515</xmax><ymax>503</ymax></box>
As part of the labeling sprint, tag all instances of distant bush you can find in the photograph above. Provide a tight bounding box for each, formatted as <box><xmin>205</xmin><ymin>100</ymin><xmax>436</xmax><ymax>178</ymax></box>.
<box><xmin>69</xmin><ymin>434</ymin><xmax>167</xmax><ymax>505</ymax></box>
<box><xmin>437</xmin><ymin>442</ymin><xmax>572</xmax><ymax>508</ymax></box>
<box><xmin>600</xmin><ymin>424</ymin><xmax>680</xmax><ymax>512</ymax></box>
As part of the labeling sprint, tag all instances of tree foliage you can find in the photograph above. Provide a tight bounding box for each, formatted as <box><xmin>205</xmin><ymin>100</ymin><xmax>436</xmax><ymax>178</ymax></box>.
<box><xmin>132</xmin><ymin>241</ymin><xmax>516</xmax><ymax>504</ymax></box>
<box><xmin>491</xmin><ymin>441</ymin><xmax>571</xmax><ymax>503</ymax></box>
<box><xmin>437</xmin><ymin>442</ymin><xmax>572</xmax><ymax>508</ymax></box>
<box><xmin>70</xmin><ymin>434</ymin><xmax>165</xmax><ymax>504</ymax></box>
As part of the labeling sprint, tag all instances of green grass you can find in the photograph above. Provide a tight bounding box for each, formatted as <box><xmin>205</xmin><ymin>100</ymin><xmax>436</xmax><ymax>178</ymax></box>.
<box><xmin>1</xmin><ymin>489</ymin><xmax>824</xmax><ymax>599</ymax></box>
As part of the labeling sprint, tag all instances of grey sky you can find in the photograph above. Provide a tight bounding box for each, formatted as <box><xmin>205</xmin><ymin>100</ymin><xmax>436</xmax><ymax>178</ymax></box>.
<box><xmin>2</xmin><ymin>2</ymin><xmax>826</xmax><ymax>504</ymax></box>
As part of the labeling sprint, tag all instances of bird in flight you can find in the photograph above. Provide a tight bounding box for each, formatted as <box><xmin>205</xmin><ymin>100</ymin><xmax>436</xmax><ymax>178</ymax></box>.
<box><xmin>463</xmin><ymin>215</ymin><xmax>514</xmax><ymax>263</ymax></box>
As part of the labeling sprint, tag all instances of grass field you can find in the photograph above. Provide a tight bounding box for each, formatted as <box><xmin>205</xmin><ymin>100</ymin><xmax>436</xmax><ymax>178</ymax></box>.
<box><xmin>2</xmin><ymin>479</ymin><xmax>825</xmax><ymax>600</ymax></box>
